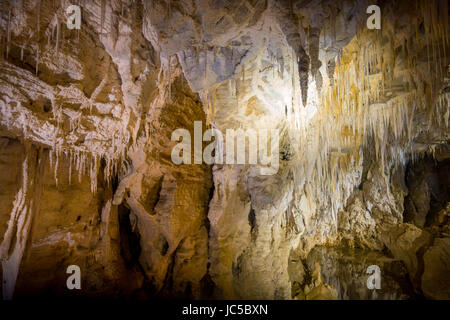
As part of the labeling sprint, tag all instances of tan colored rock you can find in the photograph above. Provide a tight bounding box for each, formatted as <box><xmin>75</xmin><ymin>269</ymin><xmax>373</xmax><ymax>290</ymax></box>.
<box><xmin>381</xmin><ymin>224</ymin><xmax>432</xmax><ymax>287</ymax></box>
<box><xmin>422</xmin><ymin>237</ymin><xmax>450</xmax><ymax>299</ymax></box>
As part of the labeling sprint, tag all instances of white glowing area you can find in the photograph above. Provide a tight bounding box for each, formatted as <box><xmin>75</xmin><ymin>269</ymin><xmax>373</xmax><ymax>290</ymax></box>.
<box><xmin>294</xmin><ymin>77</ymin><xmax>320</xmax><ymax>130</ymax></box>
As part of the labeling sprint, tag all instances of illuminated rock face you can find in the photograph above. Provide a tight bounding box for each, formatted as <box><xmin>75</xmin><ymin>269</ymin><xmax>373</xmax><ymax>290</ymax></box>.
<box><xmin>0</xmin><ymin>0</ymin><xmax>448</xmax><ymax>300</ymax></box>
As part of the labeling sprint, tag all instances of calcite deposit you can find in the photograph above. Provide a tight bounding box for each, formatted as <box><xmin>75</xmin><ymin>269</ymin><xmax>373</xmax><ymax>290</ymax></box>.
<box><xmin>0</xmin><ymin>0</ymin><xmax>448</xmax><ymax>300</ymax></box>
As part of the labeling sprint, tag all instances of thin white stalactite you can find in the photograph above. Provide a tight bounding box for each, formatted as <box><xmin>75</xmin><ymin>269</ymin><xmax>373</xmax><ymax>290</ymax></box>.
<box><xmin>6</xmin><ymin>8</ymin><xmax>11</xmax><ymax>59</ymax></box>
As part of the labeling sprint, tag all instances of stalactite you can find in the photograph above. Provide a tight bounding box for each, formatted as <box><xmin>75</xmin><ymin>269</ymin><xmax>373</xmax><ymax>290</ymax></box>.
<box><xmin>49</xmin><ymin>149</ymin><xmax>53</xmax><ymax>169</ymax></box>
<box><xmin>204</xmin><ymin>90</ymin><xmax>210</xmax><ymax>124</ymax></box>
<box><xmin>6</xmin><ymin>8</ymin><xmax>11</xmax><ymax>59</ymax></box>
<box><xmin>212</xmin><ymin>87</ymin><xmax>216</xmax><ymax>122</ymax></box>
<box><xmin>205</xmin><ymin>46</ymin><xmax>207</xmax><ymax>82</ymax></box>
<box><xmin>54</xmin><ymin>146</ymin><xmax>59</xmax><ymax>186</ymax></box>
<box><xmin>68</xmin><ymin>151</ymin><xmax>72</xmax><ymax>185</ymax></box>
<box><xmin>55</xmin><ymin>15</ymin><xmax>60</xmax><ymax>55</ymax></box>
<box><xmin>90</xmin><ymin>153</ymin><xmax>98</xmax><ymax>193</ymax></box>
<box><xmin>61</xmin><ymin>15</ymin><xmax>65</xmax><ymax>50</ymax></box>
<box><xmin>288</xmin><ymin>0</ymin><xmax>450</xmax><ymax>233</ymax></box>
<box><xmin>100</xmin><ymin>0</ymin><xmax>106</xmax><ymax>36</ymax></box>
<box><xmin>37</xmin><ymin>0</ymin><xmax>41</xmax><ymax>39</ymax></box>
<box><xmin>77</xmin><ymin>151</ymin><xmax>83</xmax><ymax>183</ymax></box>
<box><xmin>291</xmin><ymin>49</ymin><xmax>295</xmax><ymax>113</ymax></box>
<box><xmin>168</xmin><ymin>55</ymin><xmax>171</xmax><ymax>103</ymax></box>
<box><xmin>167</xmin><ymin>0</ymin><xmax>171</xmax><ymax>20</ymax></box>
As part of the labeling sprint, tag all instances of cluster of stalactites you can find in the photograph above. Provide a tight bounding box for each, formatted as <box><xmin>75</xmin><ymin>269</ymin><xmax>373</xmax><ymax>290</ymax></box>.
<box><xmin>320</xmin><ymin>0</ymin><xmax>448</xmax><ymax>164</ymax></box>
<box><xmin>288</xmin><ymin>0</ymin><xmax>449</xmax><ymax>230</ymax></box>
<box><xmin>0</xmin><ymin>1</ymin><xmax>138</xmax><ymax>194</ymax></box>
<box><xmin>48</xmin><ymin>145</ymin><xmax>127</xmax><ymax>193</ymax></box>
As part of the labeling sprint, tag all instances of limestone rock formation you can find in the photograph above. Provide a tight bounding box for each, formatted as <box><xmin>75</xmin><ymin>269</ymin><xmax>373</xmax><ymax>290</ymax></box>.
<box><xmin>0</xmin><ymin>0</ymin><xmax>448</xmax><ymax>300</ymax></box>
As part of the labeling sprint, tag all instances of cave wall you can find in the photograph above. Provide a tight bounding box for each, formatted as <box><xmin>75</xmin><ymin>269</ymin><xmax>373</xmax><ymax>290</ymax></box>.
<box><xmin>0</xmin><ymin>0</ymin><xmax>448</xmax><ymax>300</ymax></box>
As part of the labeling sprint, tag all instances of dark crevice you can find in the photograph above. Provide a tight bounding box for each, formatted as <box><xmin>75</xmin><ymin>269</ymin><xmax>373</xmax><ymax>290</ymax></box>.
<box><xmin>118</xmin><ymin>204</ymin><xmax>141</xmax><ymax>269</ymax></box>
<box><xmin>157</xmin><ymin>234</ymin><xmax>169</xmax><ymax>256</ymax></box>
<box><xmin>200</xmin><ymin>264</ymin><xmax>215</xmax><ymax>299</ymax></box>
<box><xmin>160</xmin><ymin>240</ymin><xmax>184</xmax><ymax>297</ymax></box>
<box><xmin>248</xmin><ymin>206</ymin><xmax>256</xmax><ymax>233</ymax></box>
<box><xmin>403</xmin><ymin>156</ymin><xmax>449</xmax><ymax>227</ymax></box>
<box><xmin>117</xmin><ymin>202</ymin><xmax>156</xmax><ymax>298</ymax></box>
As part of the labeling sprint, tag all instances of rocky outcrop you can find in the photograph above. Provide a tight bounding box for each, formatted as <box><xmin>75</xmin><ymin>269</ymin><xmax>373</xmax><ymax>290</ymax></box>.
<box><xmin>404</xmin><ymin>157</ymin><xmax>450</xmax><ymax>228</ymax></box>
<box><xmin>422</xmin><ymin>237</ymin><xmax>450</xmax><ymax>299</ymax></box>
<box><xmin>303</xmin><ymin>246</ymin><xmax>414</xmax><ymax>300</ymax></box>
